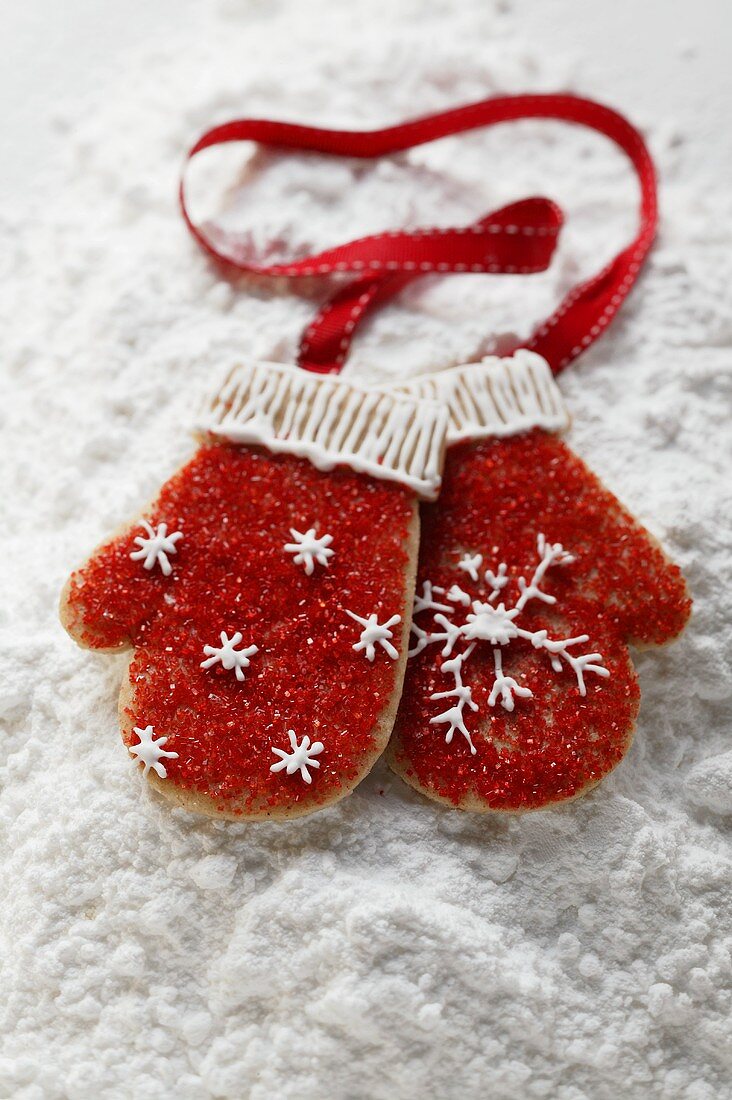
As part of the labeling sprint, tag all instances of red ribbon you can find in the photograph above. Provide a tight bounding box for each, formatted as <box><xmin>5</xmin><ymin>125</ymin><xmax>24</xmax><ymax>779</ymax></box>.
<box><xmin>181</xmin><ymin>94</ymin><xmax>657</xmax><ymax>376</ymax></box>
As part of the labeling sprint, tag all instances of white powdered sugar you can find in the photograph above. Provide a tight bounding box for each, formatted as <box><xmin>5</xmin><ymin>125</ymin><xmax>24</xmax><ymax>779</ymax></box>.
<box><xmin>1</xmin><ymin>2</ymin><xmax>731</xmax><ymax>1098</ymax></box>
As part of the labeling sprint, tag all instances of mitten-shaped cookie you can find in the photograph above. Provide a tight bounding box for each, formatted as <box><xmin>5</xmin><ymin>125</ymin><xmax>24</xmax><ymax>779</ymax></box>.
<box><xmin>387</xmin><ymin>352</ymin><xmax>691</xmax><ymax>812</ymax></box>
<box><xmin>61</xmin><ymin>362</ymin><xmax>447</xmax><ymax>820</ymax></box>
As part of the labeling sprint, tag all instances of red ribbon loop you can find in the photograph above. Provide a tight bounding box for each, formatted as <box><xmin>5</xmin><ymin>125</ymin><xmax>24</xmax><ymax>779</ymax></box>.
<box><xmin>181</xmin><ymin>94</ymin><xmax>657</xmax><ymax>376</ymax></box>
<box><xmin>298</xmin><ymin>197</ymin><xmax>563</xmax><ymax>374</ymax></box>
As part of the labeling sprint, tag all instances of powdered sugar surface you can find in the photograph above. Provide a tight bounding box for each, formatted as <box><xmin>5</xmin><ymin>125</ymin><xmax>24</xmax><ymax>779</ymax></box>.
<box><xmin>1</xmin><ymin>2</ymin><xmax>731</xmax><ymax>1097</ymax></box>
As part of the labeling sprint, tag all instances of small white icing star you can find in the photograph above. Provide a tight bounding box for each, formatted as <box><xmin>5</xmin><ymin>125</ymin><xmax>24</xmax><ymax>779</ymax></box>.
<box><xmin>270</xmin><ymin>730</ymin><xmax>324</xmax><ymax>784</ymax></box>
<box><xmin>128</xmin><ymin>725</ymin><xmax>178</xmax><ymax>779</ymax></box>
<box><xmin>284</xmin><ymin>527</ymin><xmax>335</xmax><ymax>575</ymax></box>
<box><xmin>346</xmin><ymin>609</ymin><xmax>401</xmax><ymax>662</ymax></box>
<box><xmin>200</xmin><ymin>632</ymin><xmax>259</xmax><ymax>681</ymax></box>
<box><xmin>130</xmin><ymin>520</ymin><xmax>183</xmax><ymax>576</ymax></box>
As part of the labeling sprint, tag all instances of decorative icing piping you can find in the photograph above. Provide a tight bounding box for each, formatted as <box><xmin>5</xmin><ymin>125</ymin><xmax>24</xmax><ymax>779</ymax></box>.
<box><xmin>130</xmin><ymin>521</ymin><xmax>183</xmax><ymax>576</ymax></box>
<box><xmin>284</xmin><ymin>527</ymin><xmax>335</xmax><ymax>574</ymax></box>
<box><xmin>429</xmin><ymin>648</ymin><xmax>479</xmax><ymax>755</ymax></box>
<box><xmin>457</xmin><ymin>552</ymin><xmax>483</xmax><ymax>582</ymax></box>
<box><xmin>270</xmin><ymin>730</ymin><xmax>324</xmax><ymax>784</ymax></box>
<box><xmin>345</xmin><ymin>609</ymin><xmax>401</xmax><ymax>662</ymax></box>
<box><xmin>200</xmin><ymin>632</ymin><xmax>259</xmax><ymax>681</ymax></box>
<box><xmin>197</xmin><ymin>359</ymin><xmax>449</xmax><ymax>501</ymax></box>
<box><xmin>129</xmin><ymin>725</ymin><xmax>179</xmax><ymax>778</ymax></box>
<box><xmin>410</xmin><ymin>534</ymin><xmax>610</xmax><ymax>753</ymax></box>
<box><xmin>388</xmin><ymin>350</ymin><xmax>569</xmax><ymax>444</ymax></box>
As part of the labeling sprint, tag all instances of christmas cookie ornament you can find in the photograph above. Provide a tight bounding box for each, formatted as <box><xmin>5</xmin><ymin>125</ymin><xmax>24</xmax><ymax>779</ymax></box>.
<box><xmin>60</xmin><ymin>362</ymin><xmax>447</xmax><ymax>819</ymax></box>
<box><xmin>385</xmin><ymin>353</ymin><xmax>690</xmax><ymax>811</ymax></box>
<box><xmin>63</xmin><ymin>92</ymin><xmax>692</xmax><ymax>821</ymax></box>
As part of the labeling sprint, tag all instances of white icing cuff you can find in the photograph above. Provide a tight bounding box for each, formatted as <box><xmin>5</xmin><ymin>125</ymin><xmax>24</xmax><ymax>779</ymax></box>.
<box><xmin>390</xmin><ymin>350</ymin><xmax>569</xmax><ymax>445</ymax></box>
<box><xmin>197</xmin><ymin>360</ymin><xmax>448</xmax><ymax>500</ymax></box>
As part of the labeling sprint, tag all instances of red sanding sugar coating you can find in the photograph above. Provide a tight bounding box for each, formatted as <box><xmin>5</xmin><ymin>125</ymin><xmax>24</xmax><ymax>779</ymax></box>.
<box><xmin>393</xmin><ymin>430</ymin><xmax>691</xmax><ymax>811</ymax></box>
<box><xmin>64</xmin><ymin>442</ymin><xmax>414</xmax><ymax>814</ymax></box>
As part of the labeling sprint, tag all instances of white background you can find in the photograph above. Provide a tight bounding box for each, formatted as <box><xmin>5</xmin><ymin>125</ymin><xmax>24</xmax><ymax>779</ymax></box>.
<box><xmin>2</xmin><ymin>0</ymin><xmax>730</xmax><ymax>201</ymax></box>
<box><xmin>2</xmin><ymin>3</ymin><xmax>731</xmax><ymax>1099</ymax></box>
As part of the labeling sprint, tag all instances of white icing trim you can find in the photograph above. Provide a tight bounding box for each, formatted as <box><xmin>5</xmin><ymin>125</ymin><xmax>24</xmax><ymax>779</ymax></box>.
<box><xmin>388</xmin><ymin>350</ymin><xmax>569</xmax><ymax>444</ymax></box>
<box><xmin>198</xmin><ymin>360</ymin><xmax>448</xmax><ymax>500</ymax></box>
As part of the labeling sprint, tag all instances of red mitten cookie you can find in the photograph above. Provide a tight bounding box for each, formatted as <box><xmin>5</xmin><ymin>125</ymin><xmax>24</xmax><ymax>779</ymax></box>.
<box><xmin>387</xmin><ymin>352</ymin><xmax>691</xmax><ymax>812</ymax></box>
<box><xmin>61</xmin><ymin>362</ymin><xmax>447</xmax><ymax>820</ymax></box>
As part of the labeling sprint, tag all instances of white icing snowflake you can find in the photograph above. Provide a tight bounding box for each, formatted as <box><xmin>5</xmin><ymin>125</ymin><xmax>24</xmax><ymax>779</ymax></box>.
<box><xmin>284</xmin><ymin>527</ymin><xmax>335</xmax><ymax>575</ymax></box>
<box><xmin>129</xmin><ymin>725</ymin><xmax>179</xmax><ymax>778</ymax></box>
<box><xmin>346</xmin><ymin>609</ymin><xmax>400</xmax><ymax>662</ymax></box>
<box><xmin>200</xmin><ymin>632</ymin><xmax>259</xmax><ymax>681</ymax></box>
<box><xmin>130</xmin><ymin>520</ymin><xmax>183</xmax><ymax>576</ymax></box>
<box><xmin>411</xmin><ymin>534</ymin><xmax>610</xmax><ymax>753</ymax></box>
<box><xmin>270</xmin><ymin>730</ymin><xmax>324</xmax><ymax>784</ymax></box>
